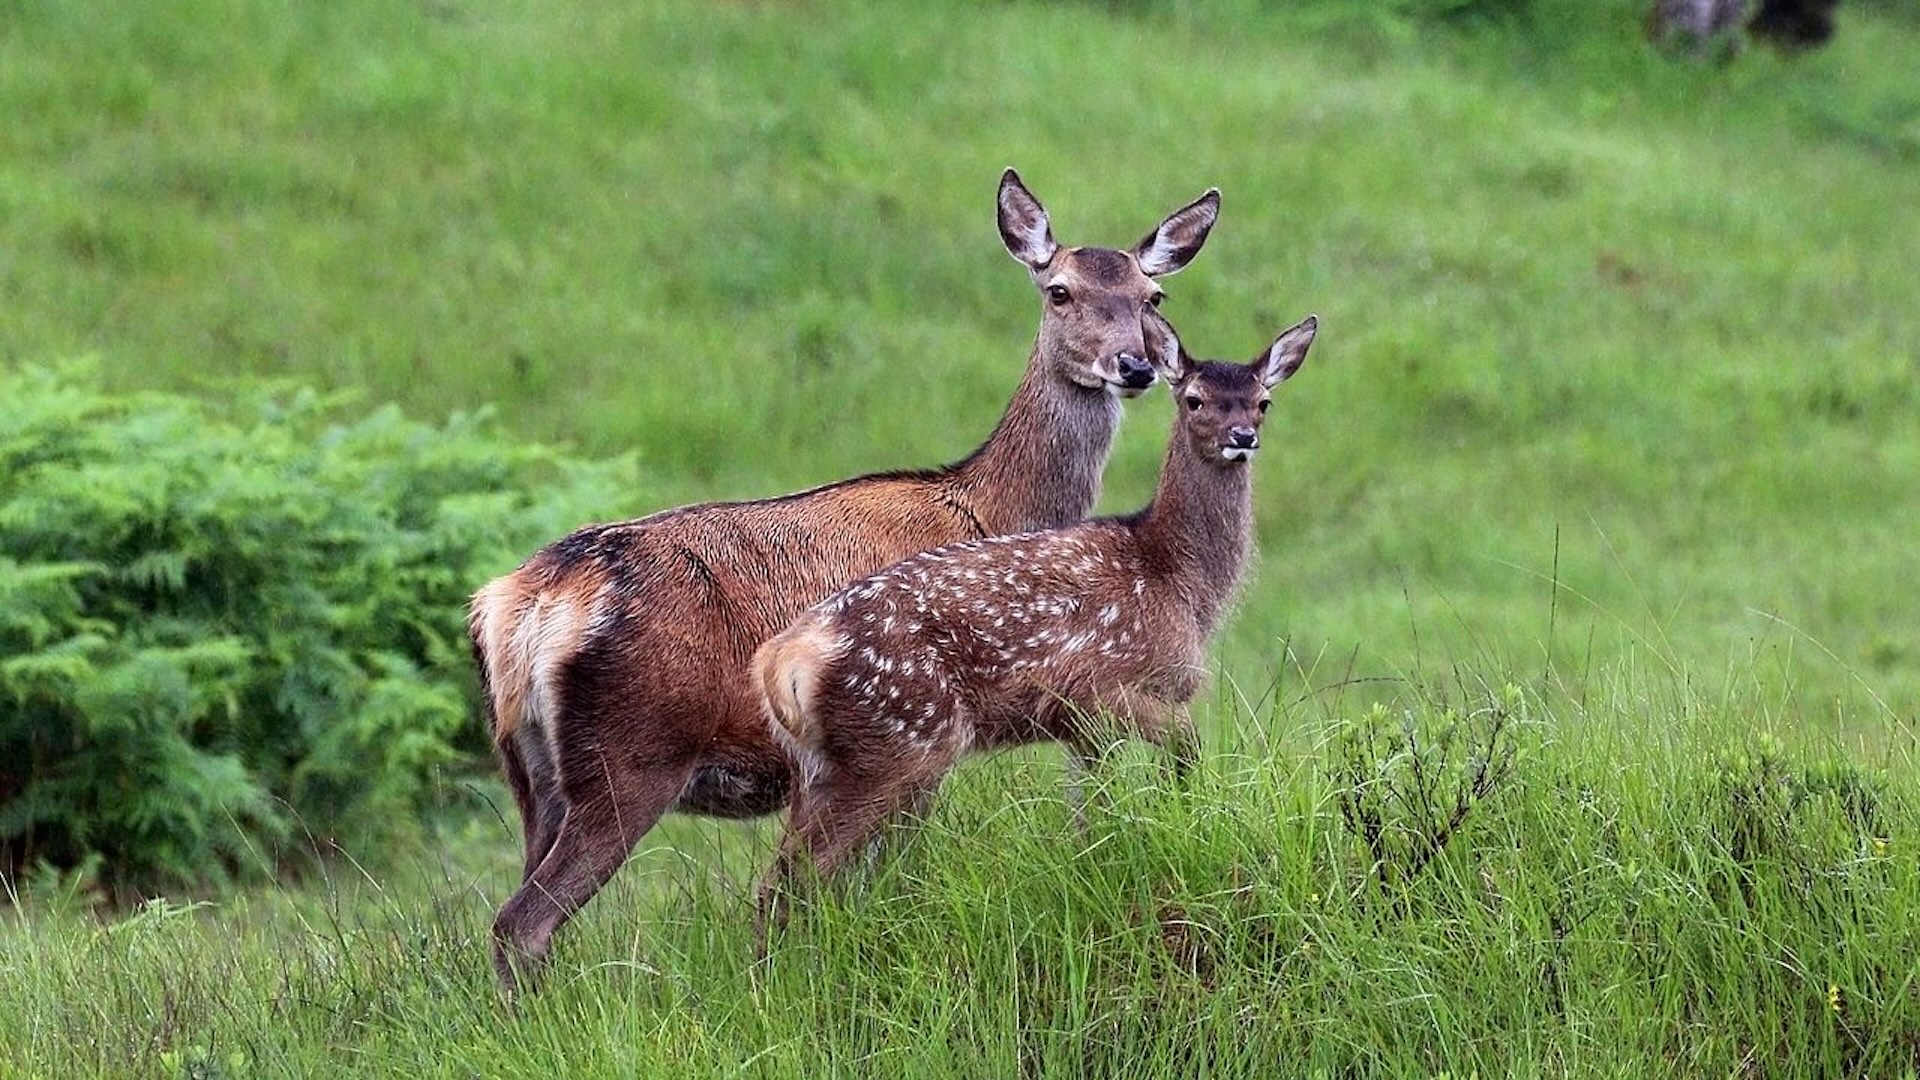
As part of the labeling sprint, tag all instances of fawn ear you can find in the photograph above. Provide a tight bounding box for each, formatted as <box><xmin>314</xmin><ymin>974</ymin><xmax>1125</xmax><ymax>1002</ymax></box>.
<box><xmin>998</xmin><ymin>168</ymin><xmax>1058</xmax><ymax>270</ymax></box>
<box><xmin>1131</xmin><ymin>188</ymin><xmax>1220</xmax><ymax>277</ymax></box>
<box><xmin>1142</xmin><ymin>306</ymin><xmax>1192</xmax><ymax>384</ymax></box>
<box><xmin>1254</xmin><ymin>315</ymin><xmax>1317</xmax><ymax>388</ymax></box>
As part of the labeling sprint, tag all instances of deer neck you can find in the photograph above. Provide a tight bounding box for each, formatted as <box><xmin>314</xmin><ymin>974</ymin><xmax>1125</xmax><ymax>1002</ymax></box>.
<box><xmin>1135</xmin><ymin>436</ymin><xmax>1253</xmax><ymax>633</ymax></box>
<box><xmin>949</xmin><ymin>351</ymin><xmax>1121</xmax><ymax>535</ymax></box>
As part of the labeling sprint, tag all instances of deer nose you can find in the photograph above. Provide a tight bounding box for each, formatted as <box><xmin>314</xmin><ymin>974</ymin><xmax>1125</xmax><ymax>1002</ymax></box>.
<box><xmin>1115</xmin><ymin>353</ymin><xmax>1155</xmax><ymax>389</ymax></box>
<box><xmin>1227</xmin><ymin>427</ymin><xmax>1259</xmax><ymax>450</ymax></box>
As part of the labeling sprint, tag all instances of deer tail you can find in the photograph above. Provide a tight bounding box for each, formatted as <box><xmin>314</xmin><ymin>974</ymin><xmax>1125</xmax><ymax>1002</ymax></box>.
<box><xmin>469</xmin><ymin>575</ymin><xmax>588</xmax><ymax>747</ymax></box>
<box><xmin>754</xmin><ymin>614</ymin><xmax>846</xmax><ymax>765</ymax></box>
<box><xmin>469</xmin><ymin>580</ymin><xmax>526</xmax><ymax>746</ymax></box>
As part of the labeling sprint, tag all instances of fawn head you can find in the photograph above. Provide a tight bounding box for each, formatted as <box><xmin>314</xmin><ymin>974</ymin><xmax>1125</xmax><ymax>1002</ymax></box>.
<box><xmin>1144</xmin><ymin>308</ymin><xmax>1318</xmax><ymax>465</ymax></box>
<box><xmin>997</xmin><ymin>168</ymin><xmax>1219</xmax><ymax>399</ymax></box>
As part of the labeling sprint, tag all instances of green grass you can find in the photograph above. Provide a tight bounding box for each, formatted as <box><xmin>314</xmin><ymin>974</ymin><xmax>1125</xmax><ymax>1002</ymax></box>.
<box><xmin>4</xmin><ymin>676</ymin><xmax>1916</xmax><ymax>1076</ymax></box>
<box><xmin>4</xmin><ymin>0</ymin><xmax>1920</xmax><ymax>1074</ymax></box>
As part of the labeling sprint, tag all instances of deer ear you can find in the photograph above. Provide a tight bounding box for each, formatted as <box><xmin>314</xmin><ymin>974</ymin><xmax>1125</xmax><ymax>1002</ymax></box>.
<box><xmin>1131</xmin><ymin>188</ymin><xmax>1220</xmax><ymax>277</ymax></box>
<box><xmin>1254</xmin><ymin>315</ymin><xmax>1317</xmax><ymax>388</ymax></box>
<box><xmin>1142</xmin><ymin>307</ymin><xmax>1192</xmax><ymax>384</ymax></box>
<box><xmin>997</xmin><ymin>168</ymin><xmax>1058</xmax><ymax>270</ymax></box>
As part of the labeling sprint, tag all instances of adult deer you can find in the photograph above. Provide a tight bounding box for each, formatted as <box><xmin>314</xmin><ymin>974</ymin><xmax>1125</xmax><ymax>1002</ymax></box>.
<box><xmin>752</xmin><ymin>306</ymin><xmax>1318</xmax><ymax>935</ymax></box>
<box><xmin>471</xmin><ymin>170</ymin><xmax>1219</xmax><ymax>993</ymax></box>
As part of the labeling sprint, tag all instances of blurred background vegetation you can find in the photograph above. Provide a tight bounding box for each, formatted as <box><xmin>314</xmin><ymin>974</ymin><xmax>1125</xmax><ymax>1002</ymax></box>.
<box><xmin>1</xmin><ymin>0</ymin><xmax>1916</xmax><ymax>929</ymax></box>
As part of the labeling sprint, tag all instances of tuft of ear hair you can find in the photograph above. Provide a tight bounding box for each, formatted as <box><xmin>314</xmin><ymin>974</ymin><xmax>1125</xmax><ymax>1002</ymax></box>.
<box><xmin>1131</xmin><ymin>188</ymin><xmax>1221</xmax><ymax>278</ymax></box>
<box><xmin>1253</xmin><ymin>315</ymin><xmax>1317</xmax><ymax>388</ymax></box>
<box><xmin>997</xmin><ymin>168</ymin><xmax>1058</xmax><ymax>271</ymax></box>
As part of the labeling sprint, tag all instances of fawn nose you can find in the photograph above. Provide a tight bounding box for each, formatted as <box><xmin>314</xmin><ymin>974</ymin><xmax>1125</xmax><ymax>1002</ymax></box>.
<box><xmin>1227</xmin><ymin>427</ymin><xmax>1259</xmax><ymax>450</ymax></box>
<box><xmin>1114</xmin><ymin>353</ymin><xmax>1155</xmax><ymax>390</ymax></box>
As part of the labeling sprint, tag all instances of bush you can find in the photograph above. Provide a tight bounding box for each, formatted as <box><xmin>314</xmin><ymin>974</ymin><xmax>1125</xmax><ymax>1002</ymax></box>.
<box><xmin>0</xmin><ymin>364</ymin><xmax>634</xmax><ymax>897</ymax></box>
<box><xmin>1331</xmin><ymin>686</ymin><xmax>1521</xmax><ymax>902</ymax></box>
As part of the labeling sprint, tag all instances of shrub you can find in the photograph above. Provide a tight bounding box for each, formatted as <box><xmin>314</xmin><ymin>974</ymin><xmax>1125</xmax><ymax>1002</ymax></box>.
<box><xmin>1331</xmin><ymin>685</ymin><xmax>1522</xmax><ymax>901</ymax></box>
<box><xmin>0</xmin><ymin>364</ymin><xmax>634</xmax><ymax>896</ymax></box>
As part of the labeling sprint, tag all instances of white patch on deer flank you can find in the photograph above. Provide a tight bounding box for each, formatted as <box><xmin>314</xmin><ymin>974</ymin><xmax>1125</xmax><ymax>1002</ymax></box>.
<box><xmin>1098</xmin><ymin>603</ymin><xmax>1120</xmax><ymax>626</ymax></box>
<box><xmin>512</xmin><ymin>595</ymin><xmax>587</xmax><ymax>758</ymax></box>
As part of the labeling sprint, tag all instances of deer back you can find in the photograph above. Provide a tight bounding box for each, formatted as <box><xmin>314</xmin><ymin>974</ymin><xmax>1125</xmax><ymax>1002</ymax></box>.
<box><xmin>473</xmin><ymin>172</ymin><xmax>1222</xmax><ymax>750</ymax></box>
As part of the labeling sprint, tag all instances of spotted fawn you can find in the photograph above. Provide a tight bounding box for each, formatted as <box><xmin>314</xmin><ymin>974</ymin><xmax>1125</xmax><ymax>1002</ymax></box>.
<box><xmin>753</xmin><ymin>305</ymin><xmax>1318</xmax><ymax>934</ymax></box>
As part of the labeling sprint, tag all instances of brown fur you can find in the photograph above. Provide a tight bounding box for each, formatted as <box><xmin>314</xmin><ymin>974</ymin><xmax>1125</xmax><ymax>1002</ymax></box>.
<box><xmin>473</xmin><ymin>169</ymin><xmax>1219</xmax><ymax>994</ymax></box>
<box><xmin>750</xmin><ymin>308</ymin><xmax>1319</xmax><ymax>939</ymax></box>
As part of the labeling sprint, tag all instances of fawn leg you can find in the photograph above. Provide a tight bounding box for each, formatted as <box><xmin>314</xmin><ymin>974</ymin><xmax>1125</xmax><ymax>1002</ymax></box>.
<box><xmin>754</xmin><ymin>799</ymin><xmax>813</xmax><ymax>952</ymax></box>
<box><xmin>755</xmin><ymin>768</ymin><xmax>939</xmax><ymax>949</ymax></box>
<box><xmin>858</xmin><ymin>780</ymin><xmax>943</xmax><ymax>874</ymax></box>
<box><xmin>1064</xmin><ymin>737</ymin><xmax>1115</xmax><ymax>830</ymax></box>
<box><xmin>1095</xmin><ymin>689</ymin><xmax>1198</xmax><ymax>787</ymax></box>
<box><xmin>1160</xmin><ymin>703</ymin><xmax>1200</xmax><ymax>787</ymax></box>
<box><xmin>491</xmin><ymin>757</ymin><xmax>694</xmax><ymax>997</ymax></box>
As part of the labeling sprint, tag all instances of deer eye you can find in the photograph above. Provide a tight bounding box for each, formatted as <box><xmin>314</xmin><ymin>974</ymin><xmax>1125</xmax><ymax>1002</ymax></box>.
<box><xmin>1258</xmin><ymin>399</ymin><xmax>1271</xmax><ymax>414</ymax></box>
<box><xmin>1185</xmin><ymin>395</ymin><xmax>1204</xmax><ymax>412</ymax></box>
<box><xmin>1146</xmin><ymin>292</ymin><xmax>1165</xmax><ymax>308</ymax></box>
<box><xmin>1046</xmin><ymin>285</ymin><xmax>1071</xmax><ymax>306</ymax></box>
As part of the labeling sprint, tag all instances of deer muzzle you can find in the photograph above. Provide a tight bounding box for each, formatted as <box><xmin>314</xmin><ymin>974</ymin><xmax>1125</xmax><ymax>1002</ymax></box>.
<box><xmin>1222</xmin><ymin>427</ymin><xmax>1259</xmax><ymax>461</ymax></box>
<box><xmin>1113</xmin><ymin>352</ymin><xmax>1156</xmax><ymax>392</ymax></box>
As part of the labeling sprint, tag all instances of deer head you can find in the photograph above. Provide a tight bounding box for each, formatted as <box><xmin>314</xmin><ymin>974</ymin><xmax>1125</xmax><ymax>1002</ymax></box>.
<box><xmin>1144</xmin><ymin>307</ymin><xmax>1317</xmax><ymax>464</ymax></box>
<box><xmin>998</xmin><ymin>168</ymin><xmax>1219</xmax><ymax>399</ymax></box>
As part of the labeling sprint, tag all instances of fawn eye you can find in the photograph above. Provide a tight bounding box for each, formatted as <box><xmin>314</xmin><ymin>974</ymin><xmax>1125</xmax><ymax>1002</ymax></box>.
<box><xmin>1258</xmin><ymin>399</ymin><xmax>1271</xmax><ymax>414</ymax></box>
<box><xmin>1146</xmin><ymin>292</ymin><xmax>1165</xmax><ymax>308</ymax></box>
<box><xmin>1185</xmin><ymin>395</ymin><xmax>1203</xmax><ymax>412</ymax></box>
<box><xmin>1046</xmin><ymin>285</ymin><xmax>1071</xmax><ymax>306</ymax></box>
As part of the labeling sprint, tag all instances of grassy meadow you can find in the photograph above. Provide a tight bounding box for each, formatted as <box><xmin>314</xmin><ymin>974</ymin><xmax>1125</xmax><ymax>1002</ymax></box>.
<box><xmin>3</xmin><ymin>0</ymin><xmax>1920</xmax><ymax>1074</ymax></box>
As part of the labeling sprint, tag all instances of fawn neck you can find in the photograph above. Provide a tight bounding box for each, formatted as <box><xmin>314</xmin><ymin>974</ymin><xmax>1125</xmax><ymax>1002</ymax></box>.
<box><xmin>949</xmin><ymin>353</ymin><xmax>1120</xmax><ymax>534</ymax></box>
<box><xmin>1134</xmin><ymin>435</ymin><xmax>1253</xmax><ymax>634</ymax></box>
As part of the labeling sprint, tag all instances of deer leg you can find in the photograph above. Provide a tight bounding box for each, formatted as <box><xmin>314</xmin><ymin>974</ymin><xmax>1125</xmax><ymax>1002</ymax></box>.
<box><xmin>754</xmin><ymin>768</ymin><xmax>939</xmax><ymax>951</ymax></box>
<box><xmin>859</xmin><ymin>779</ymin><xmax>943</xmax><ymax>875</ymax></box>
<box><xmin>754</xmin><ymin>843</ymin><xmax>792</xmax><ymax>952</ymax></box>
<box><xmin>806</xmin><ymin>775</ymin><xmax>943</xmax><ymax>883</ymax></box>
<box><xmin>490</xmin><ymin>757</ymin><xmax>693</xmax><ymax>997</ymax></box>
<box><xmin>508</xmin><ymin>724</ymin><xmax>567</xmax><ymax>883</ymax></box>
<box><xmin>754</xmin><ymin>806</ymin><xmax>813</xmax><ymax>955</ymax></box>
<box><xmin>1064</xmin><ymin>738</ymin><xmax>1113</xmax><ymax>831</ymax></box>
<box><xmin>1066</xmin><ymin>694</ymin><xmax>1149</xmax><ymax>827</ymax></box>
<box><xmin>1092</xmin><ymin>689</ymin><xmax>1198</xmax><ymax>788</ymax></box>
<box><xmin>1155</xmin><ymin>702</ymin><xmax>1200</xmax><ymax>788</ymax></box>
<box><xmin>496</xmin><ymin>732</ymin><xmax>541</xmax><ymax>876</ymax></box>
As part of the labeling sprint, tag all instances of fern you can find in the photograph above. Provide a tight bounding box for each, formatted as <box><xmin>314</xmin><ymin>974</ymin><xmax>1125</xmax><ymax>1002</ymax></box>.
<box><xmin>0</xmin><ymin>365</ymin><xmax>636</xmax><ymax>896</ymax></box>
